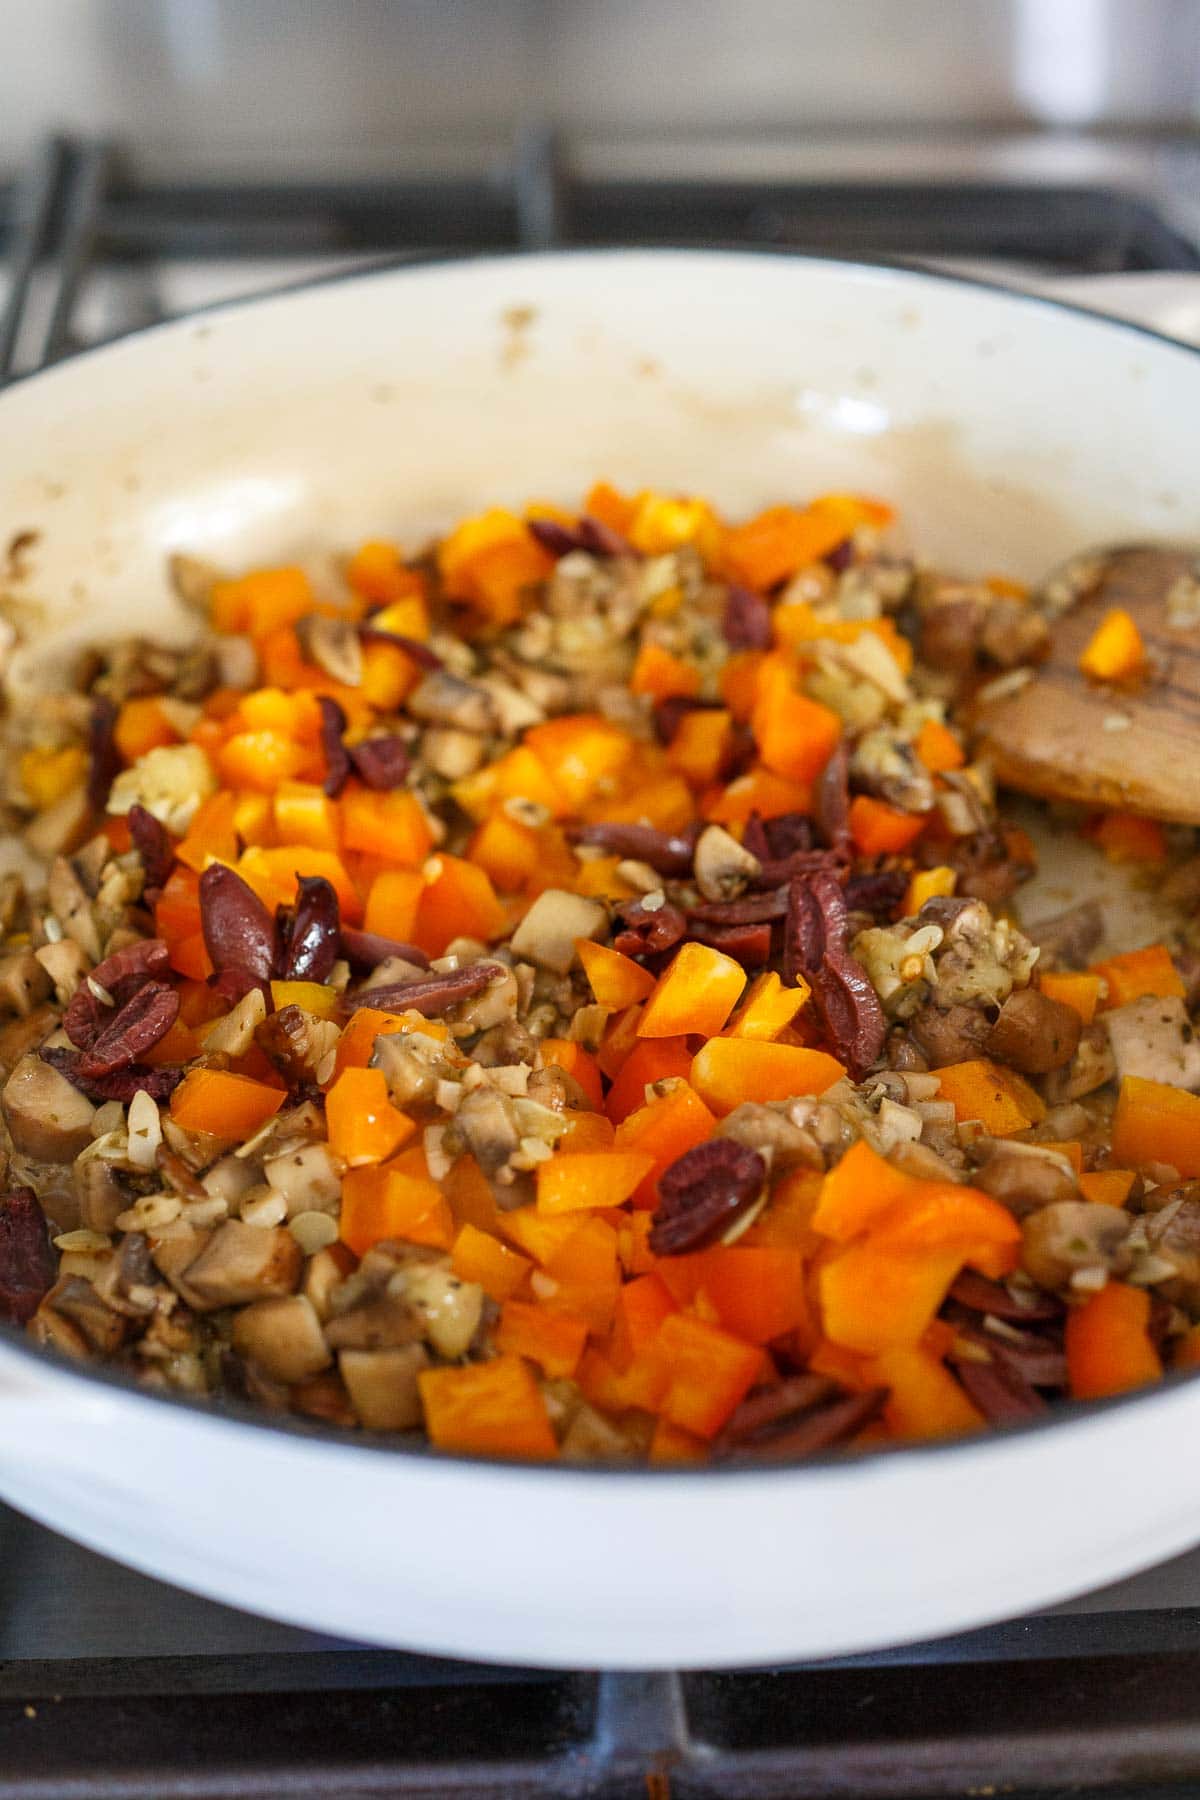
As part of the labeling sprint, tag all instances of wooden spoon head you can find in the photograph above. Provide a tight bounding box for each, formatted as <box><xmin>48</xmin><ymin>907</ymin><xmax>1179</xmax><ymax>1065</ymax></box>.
<box><xmin>971</xmin><ymin>544</ymin><xmax>1200</xmax><ymax>825</ymax></box>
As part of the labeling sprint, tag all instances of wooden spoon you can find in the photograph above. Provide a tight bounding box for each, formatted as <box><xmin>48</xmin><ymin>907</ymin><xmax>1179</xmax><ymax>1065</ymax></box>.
<box><xmin>970</xmin><ymin>544</ymin><xmax>1200</xmax><ymax>824</ymax></box>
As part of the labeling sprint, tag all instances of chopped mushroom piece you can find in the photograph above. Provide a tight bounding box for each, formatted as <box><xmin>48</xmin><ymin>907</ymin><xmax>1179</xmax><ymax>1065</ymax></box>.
<box><xmin>182</xmin><ymin>1221</ymin><xmax>303</xmax><ymax>1309</ymax></box>
<box><xmin>2</xmin><ymin>1054</ymin><xmax>96</xmax><ymax>1162</ymax></box>
<box><xmin>508</xmin><ymin>889</ymin><xmax>608</xmax><ymax>974</ymax></box>
<box><xmin>1021</xmin><ymin>1202</ymin><xmax>1132</xmax><ymax>1293</ymax></box>
<box><xmin>1104</xmin><ymin>996</ymin><xmax>1200</xmax><ymax>1091</ymax></box>
<box><xmin>230</xmin><ymin>1294</ymin><xmax>332</xmax><ymax>1384</ymax></box>
<box><xmin>0</xmin><ymin>950</ymin><xmax>52</xmax><ymax>1017</ymax></box>
<box><xmin>986</xmin><ymin>987</ymin><xmax>1082</xmax><ymax>1075</ymax></box>
<box><xmin>339</xmin><ymin>1344</ymin><xmax>428</xmax><ymax>1431</ymax></box>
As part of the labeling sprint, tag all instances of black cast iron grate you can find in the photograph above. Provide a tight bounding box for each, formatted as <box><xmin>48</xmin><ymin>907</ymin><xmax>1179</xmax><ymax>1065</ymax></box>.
<box><xmin>3</xmin><ymin>127</ymin><xmax>1200</xmax><ymax>1797</ymax></box>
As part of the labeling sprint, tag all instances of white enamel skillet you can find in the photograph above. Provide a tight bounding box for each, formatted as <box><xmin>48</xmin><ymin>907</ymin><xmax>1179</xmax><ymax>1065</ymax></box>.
<box><xmin>0</xmin><ymin>250</ymin><xmax>1197</xmax><ymax>1669</ymax></box>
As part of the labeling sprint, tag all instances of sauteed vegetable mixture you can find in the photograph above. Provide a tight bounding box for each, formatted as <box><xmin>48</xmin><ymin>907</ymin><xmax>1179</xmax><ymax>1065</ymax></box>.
<box><xmin>1</xmin><ymin>485</ymin><xmax>1196</xmax><ymax>1461</ymax></box>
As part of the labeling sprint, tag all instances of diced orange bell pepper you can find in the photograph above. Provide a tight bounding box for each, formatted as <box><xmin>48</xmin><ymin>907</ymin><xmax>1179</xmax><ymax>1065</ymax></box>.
<box><xmin>346</xmin><ymin>539</ymin><xmax>417</xmax><ymax>607</ymax></box>
<box><xmin>610</xmin><ymin>1272</ymin><xmax>678</xmax><ymax>1366</ymax></box>
<box><xmin>690</xmin><ymin>1039</ymin><xmax>845</xmax><ymax>1116</ymax></box>
<box><xmin>330</xmin><ymin>1007</ymin><xmax>409</xmax><ymax>1080</ymax></box>
<box><xmin>1090</xmin><ymin>811</ymin><xmax>1168</xmax><ymax>865</ymax></box>
<box><xmin>232</xmin><ymin>790</ymin><xmax>273</xmax><ymax>848</ymax></box>
<box><xmin>935</xmin><ymin>1059</ymin><xmax>1046</xmax><ymax>1135</ymax></box>
<box><xmin>170</xmin><ymin>1068</ymin><xmax>285</xmax><ymax>1138</ymax></box>
<box><xmin>537</xmin><ymin>1039</ymin><xmax>605</xmax><ymax>1111</ymax></box>
<box><xmin>114</xmin><ymin>696</ymin><xmax>179</xmax><ymax>764</ymax></box>
<box><xmin>419</xmin><ymin>1356</ymin><xmax>558</xmax><ymax>1460</ymax></box>
<box><xmin>174</xmin><ymin>791</ymin><xmax>240</xmax><ymax>874</ymax></box>
<box><xmin>704</xmin><ymin>766</ymin><xmax>812</xmax><ymax>826</ymax></box>
<box><xmin>273</xmin><ymin>781</ymin><xmax>340</xmax><ymax>852</ymax></box>
<box><xmin>339</xmin><ymin>1147</ymin><xmax>454</xmax><ymax>1256</ymax></box>
<box><xmin>584</xmin><ymin>480</ymin><xmax>636</xmax><ymax>535</ymax></box>
<box><xmin>1066</xmin><ymin>1280</ymin><xmax>1162</xmax><ymax>1400</ymax></box>
<box><xmin>914</xmin><ymin>718</ymin><xmax>966</xmax><ymax>774</ymax></box>
<box><xmin>573</xmin><ymin>854</ymin><xmax>636</xmax><ymax>902</ymax></box>
<box><xmin>742</xmin><ymin>1167</ymin><xmax>823</xmax><ymax>1252</ymax></box>
<box><xmin>727</xmin><ymin>970</ymin><xmax>811</xmax><ymax>1041</ymax></box>
<box><xmin>871</xmin><ymin>1346</ymin><xmax>983</xmax><ymax>1439</ymax></box>
<box><xmin>359</xmin><ymin>639</ymin><xmax>419</xmax><ymax>710</ymax></box>
<box><xmin>576</xmin><ymin>1343</ymin><xmax>669</xmax><ymax>1415</ymax></box>
<box><xmin>722</xmin><ymin>502</ymin><xmax>848</xmax><ymax>591</ymax></box>
<box><xmin>1113</xmin><ymin>1074</ymin><xmax>1200</xmax><ymax>1176</ymax></box>
<box><xmin>525</xmin><ymin>714</ymin><xmax>634</xmax><ymax>810</ymax></box>
<box><xmin>848</xmin><ymin>794</ymin><xmax>926</xmax><ymax>857</ymax></box>
<box><xmin>665</xmin><ymin>710</ymin><xmax>733</xmax><ymax>790</ymax></box>
<box><xmin>605</xmin><ymin>1037</ymin><xmax>694</xmax><ymax>1125</ymax></box>
<box><xmin>627</xmin><ymin>493</ymin><xmax>723</xmax><ymax>562</ymax></box>
<box><xmin>453</xmin><ymin>744</ymin><xmax>570</xmax><ymax>823</ymax></box>
<box><xmin>904</xmin><ymin>864</ymin><xmax>956</xmax><ymax>917</ymax></box>
<box><xmin>812</xmin><ymin>1139</ymin><xmax>922</xmax><ymax>1242</ymax></box>
<box><xmin>819</xmin><ymin>1244</ymin><xmax>963</xmax><ymax>1353</ymax></box>
<box><xmin>413</xmin><ymin>855</ymin><xmax>505</xmax><ymax>956</ymax></box>
<box><xmin>1092</xmin><ymin>944</ymin><xmax>1184</xmax><ymax>1008</ymax></box>
<box><xmin>451</xmin><ymin>1223</ymin><xmax>532</xmax><ymax>1301</ymax></box>
<box><xmin>341</xmin><ymin>786</ymin><xmax>433</xmax><ymax>865</ymax></box>
<box><xmin>469</xmin><ymin>812</ymin><xmax>542</xmax><ymax>891</ymax></box>
<box><xmin>1037</xmin><ymin>970</ymin><xmax>1102</xmax><ymax>1025</ymax></box>
<box><xmin>497</xmin><ymin>1206</ymin><xmax>583</xmax><ymax>1267</ymax></box>
<box><xmin>595</xmin><ymin>1002</ymin><xmax>645</xmax><ymax>1081</ymax></box>
<box><xmin>443</xmin><ymin>1154</ymin><xmax>501</xmax><ymax>1235</ymax></box>
<box><xmin>362</xmin><ymin>868</ymin><xmax>426</xmax><ymax>943</ymax></box>
<box><xmin>638</xmin><ymin>941</ymin><xmax>747</xmax><ymax>1040</ymax></box>
<box><xmin>217</xmin><ymin>730</ymin><xmax>308</xmax><ymax>793</ymax></box>
<box><xmin>630</xmin><ymin>641</ymin><xmax>701</xmax><ymax>702</ymax></box>
<box><xmin>1175</xmin><ymin>1324</ymin><xmax>1200</xmax><ymax>1371</ymax></box>
<box><xmin>1079</xmin><ymin>607</ymin><xmax>1145</xmax><ymax>682</ymax></box>
<box><xmin>325</xmin><ymin>1067</ymin><xmax>413</xmax><ymax>1167</ymax></box>
<box><xmin>558</xmin><ymin>1111</ymin><xmax>616</xmax><ymax>1153</ymax></box>
<box><xmin>649</xmin><ymin>1418</ymin><xmax>708</xmax><ymax>1464</ymax></box>
<box><xmin>867</xmin><ymin>1181</ymin><xmax>1022</xmax><ymax>1279</ymax></box>
<box><xmin>237</xmin><ymin>687</ymin><xmax>323</xmax><ymax>742</ymax></box>
<box><xmin>269</xmin><ymin>979</ymin><xmax>340</xmax><ymax>1019</ymax></box>
<box><xmin>1078</xmin><ymin>1169</ymin><xmax>1136</xmax><ymax>1207</ymax></box>
<box><xmin>576</xmin><ymin>939</ymin><xmax>656</xmax><ymax>1010</ymax></box>
<box><xmin>536</xmin><ymin>1150</ymin><xmax>656</xmax><ymax>1216</ymax></box>
<box><xmin>613</xmin><ymin>1080</ymin><xmax>717</xmax><ymax>1208</ymax></box>
<box><xmin>19</xmin><ymin>745</ymin><xmax>88</xmax><ymax>808</ymax></box>
<box><xmin>236</xmin><ymin>846</ymin><xmax>362</xmax><ymax>923</ymax></box>
<box><xmin>495</xmin><ymin>1300</ymin><xmax>589</xmax><ymax>1379</ymax></box>
<box><xmin>210</xmin><ymin>566</ymin><xmax>312</xmax><ymax>636</ymax></box>
<box><xmin>752</xmin><ymin>674</ymin><xmax>842</xmax><ymax>786</ymax></box>
<box><xmin>658</xmin><ymin>1246</ymin><xmax>809</xmax><ymax>1344</ymax></box>
<box><xmin>540</xmin><ymin>1215</ymin><xmax>622</xmax><ymax>1335</ymax></box>
<box><xmin>648</xmin><ymin>1312</ymin><xmax>764</xmax><ymax>1438</ymax></box>
<box><xmin>439</xmin><ymin>509</ymin><xmax>554</xmax><ymax>625</ymax></box>
<box><xmin>369</xmin><ymin>591</ymin><xmax>431</xmax><ymax>641</ymax></box>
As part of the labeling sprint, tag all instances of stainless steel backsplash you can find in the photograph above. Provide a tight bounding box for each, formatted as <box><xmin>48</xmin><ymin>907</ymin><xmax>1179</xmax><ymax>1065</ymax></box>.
<box><xmin>4</xmin><ymin>0</ymin><xmax>1199</xmax><ymax>177</ymax></box>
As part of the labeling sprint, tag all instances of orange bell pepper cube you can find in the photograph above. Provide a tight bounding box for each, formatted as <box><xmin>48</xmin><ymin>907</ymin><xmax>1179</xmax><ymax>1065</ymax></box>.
<box><xmin>576</xmin><ymin>1344</ymin><xmax>670</xmax><ymax>1416</ymax></box>
<box><xmin>1175</xmin><ymin>1324</ymin><xmax>1200</xmax><ymax>1371</ymax></box>
<box><xmin>1113</xmin><ymin>1074</ymin><xmax>1200</xmax><ymax>1177</ymax></box>
<box><xmin>273</xmin><ymin>781</ymin><xmax>340</xmax><ymax>853</ymax></box>
<box><xmin>848</xmin><ymin>794</ymin><xmax>926</xmax><ymax>857</ymax></box>
<box><xmin>414</xmin><ymin>855</ymin><xmax>505</xmax><ymax>956</ymax></box>
<box><xmin>742</xmin><ymin>1166</ymin><xmax>823</xmax><ymax>1252</ymax></box>
<box><xmin>537</xmin><ymin>1039</ymin><xmax>605</xmax><ymax>1111</ymax></box>
<box><xmin>584</xmin><ymin>480</ymin><xmax>637</xmax><ymax>535</ymax></box>
<box><xmin>114</xmin><ymin>696</ymin><xmax>179</xmax><ymax>764</ymax></box>
<box><xmin>495</xmin><ymin>1300</ymin><xmax>589</xmax><ymax>1379</ymax></box>
<box><xmin>613</xmin><ymin>1080</ymin><xmax>717</xmax><ymax>1208</ymax></box>
<box><xmin>904</xmin><ymin>864</ymin><xmax>956</xmax><ymax>917</ymax></box>
<box><xmin>638</xmin><ymin>941</ymin><xmax>747</xmax><ymax>1040</ymax></box>
<box><xmin>468</xmin><ymin>812</ymin><xmax>542</xmax><ymax>891</ymax></box>
<box><xmin>666</xmin><ymin>709</ymin><xmax>734</xmax><ymax>788</ymax></box>
<box><xmin>1091</xmin><ymin>944</ymin><xmax>1184</xmax><ymax>1008</ymax></box>
<box><xmin>581</xmin><ymin>769</ymin><xmax>695</xmax><ymax>838</ymax></box>
<box><xmin>610</xmin><ymin>1272</ymin><xmax>678</xmax><ymax>1367</ymax></box>
<box><xmin>235</xmin><ymin>845</ymin><xmax>362</xmax><ymax>924</ymax></box>
<box><xmin>330</xmin><ymin>1007</ymin><xmax>410</xmax><ymax>1081</ymax></box>
<box><xmin>812</xmin><ymin>1138</ymin><xmax>922</xmax><ymax>1242</ymax></box>
<box><xmin>540</xmin><ymin>1214</ymin><xmax>622</xmax><ymax>1335</ymax></box>
<box><xmin>649</xmin><ymin>1418</ymin><xmax>709</xmax><ymax>1465</ymax></box>
<box><xmin>1090</xmin><ymin>811</ymin><xmax>1168</xmax><ymax>865</ymax></box>
<box><xmin>630</xmin><ymin>641</ymin><xmax>700</xmax><ymax>702</ymax></box>
<box><xmin>359</xmin><ymin>638</ymin><xmax>420</xmax><ymax>710</ymax></box>
<box><xmin>452</xmin><ymin>744</ymin><xmax>570</xmax><ymax>823</ymax></box>
<box><xmin>1078</xmin><ymin>607</ymin><xmax>1145</xmax><ymax>681</ymax></box>
<box><xmin>341</xmin><ymin>786</ymin><xmax>433</xmax><ymax>865</ymax></box>
<box><xmin>727</xmin><ymin>970</ymin><xmax>811</xmax><ymax>1041</ymax></box>
<box><xmin>339</xmin><ymin>1147</ymin><xmax>454</xmax><ymax>1256</ymax></box>
<box><xmin>867</xmin><ymin>1181</ymin><xmax>1022</xmax><ymax>1279</ymax></box>
<box><xmin>689</xmin><ymin>1039</ymin><xmax>845</xmax><ymax>1116</ymax></box>
<box><xmin>819</xmin><ymin>1243</ymin><xmax>963</xmax><ymax>1353</ymax></box>
<box><xmin>525</xmin><ymin>714</ymin><xmax>634</xmax><ymax>810</ymax></box>
<box><xmin>237</xmin><ymin>687</ymin><xmax>323</xmax><ymax>742</ymax></box>
<box><xmin>658</xmin><ymin>1246</ymin><xmax>809</xmax><ymax>1345</ymax></box>
<box><xmin>217</xmin><ymin>730</ymin><xmax>308</xmax><ymax>793</ymax></box>
<box><xmin>419</xmin><ymin>1356</ymin><xmax>558</xmax><ymax>1460</ymax></box>
<box><xmin>1078</xmin><ymin>1169</ymin><xmax>1137</xmax><ymax>1207</ymax></box>
<box><xmin>210</xmin><ymin>565</ymin><xmax>313</xmax><ymax>635</ymax></box>
<box><xmin>934</xmin><ymin>1059</ymin><xmax>1046</xmax><ymax>1135</ymax></box>
<box><xmin>704</xmin><ymin>766</ymin><xmax>813</xmax><ymax>826</ymax></box>
<box><xmin>269</xmin><ymin>979</ymin><xmax>340</xmax><ymax>1020</ymax></box>
<box><xmin>605</xmin><ymin>1037</ymin><xmax>694</xmax><ymax>1125</ymax></box>
<box><xmin>648</xmin><ymin>1312</ymin><xmax>764</xmax><ymax>1438</ymax></box>
<box><xmin>450</xmin><ymin>1222</ymin><xmax>532</xmax><ymax>1302</ymax></box>
<box><xmin>1066</xmin><ymin>1280</ymin><xmax>1162</xmax><ymax>1400</ymax></box>
<box><xmin>558</xmin><ymin>1111</ymin><xmax>616</xmax><ymax>1153</ymax></box>
<box><xmin>914</xmin><ymin>718</ymin><xmax>966</xmax><ymax>774</ymax></box>
<box><xmin>1038</xmin><ymin>970</ymin><xmax>1102</xmax><ymax>1025</ymax></box>
<box><xmin>325</xmin><ymin>1067</ymin><xmax>414</xmax><ymax>1167</ymax></box>
<box><xmin>722</xmin><ymin>502</ymin><xmax>850</xmax><ymax>592</ymax></box>
<box><xmin>576</xmin><ymin>939</ymin><xmax>656</xmax><ymax>1010</ymax></box>
<box><xmin>363</xmin><ymin>868</ymin><xmax>426</xmax><ymax>943</ymax></box>
<box><xmin>752</xmin><ymin>673</ymin><xmax>843</xmax><ymax>786</ymax></box>
<box><xmin>345</xmin><ymin>539</ymin><xmax>420</xmax><ymax>608</ymax></box>
<box><xmin>442</xmin><ymin>1154</ymin><xmax>502</xmax><ymax>1236</ymax></box>
<box><xmin>871</xmin><ymin>1346</ymin><xmax>983</xmax><ymax>1439</ymax></box>
<box><xmin>170</xmin><ymin>1068</ymin><xmax>285</xmax><ymax>1139</ymax></box>
<box><xmin>536</xmin><ymin>1150</ymin><xmax>656</xmax><ymax>1216</ymax></box>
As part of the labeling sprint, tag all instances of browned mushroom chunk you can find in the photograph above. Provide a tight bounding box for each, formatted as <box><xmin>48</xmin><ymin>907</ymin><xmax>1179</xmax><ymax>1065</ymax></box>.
<box><xmin>1</xmin><ymin>1054</ymin><xmax>96</xmax><ymax>1162</ymax></box>
<box><xmin>339</xmin><ymin>1344</ymin><xmax>429</xmax><ymax>1430</ymax></box>
<box><xmin>985</xmin><ymin>988</ymin><xmax>1082</xmax><ymax>1074</ymax></box>
<box><xmin>39</xmin><ymin>1275</ymin><xmax>126</xmax><ymax>1355</ymax></box>
<box><xmin>0</xmin><ymin>1004</ymin><xmax>59</xmax><ymax>1078</ymax></box>
<box><xmin>1021</xmin><ymin>1202</ymin><xmax>1131</xmax><ymax>1292</ymax></box>
<box><xmin>1145</xmin><ymin>1197</ymin><xmax>1200</xmax><ymax>1310</ymax></box>
<box><xmin>1104</xmin><ymin>996</ymin><xmax>1200</xmax><ymax>1090</ymax></box>
<box><xmin>1024</xmin><ymin>900</ymin><xmax>1104</xmax><ymax>970</ymax></box>
<box><xmin>1040</xmin><ymin>1022</ymin><xmax>1116</xmax><ymax>1105</ymax></box>
<box><xmin>910</xmin><ymin>1002</ymin><xmax>992</xmax><ymax>1068</ymax></box>
<box><xmin>230</xmin><ymin>1295</ymin><xmax>332</xmax><ymax>1384</ymax></box>
<box><xmin>0</xmin><ymin>951</ymin><xmax>51</xmax><ymax>1017</ymax></box>
<box><xmin>182</xmin><ymin>1221</ymin><xmax>303</xmax><ymax>1309</ymax></box>
<box><xmin>974</xmin><ymin>1140</ymin><xmax>1080</xmax><ymax>1217</ymax></box>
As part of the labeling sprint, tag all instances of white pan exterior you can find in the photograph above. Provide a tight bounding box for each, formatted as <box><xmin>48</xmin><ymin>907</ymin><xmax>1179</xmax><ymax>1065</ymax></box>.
<box><xmin>0</xmin><ymin>251</ymin><xmax>1196</xmax><ymax>1667</ymax></box>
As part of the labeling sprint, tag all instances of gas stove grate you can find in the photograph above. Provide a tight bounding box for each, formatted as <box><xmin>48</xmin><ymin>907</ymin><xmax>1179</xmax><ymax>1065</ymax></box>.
<box><xmin>3</xmin><ymin>129</ymin><xmax>1200</xmax><ymax>380</ymax></box>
